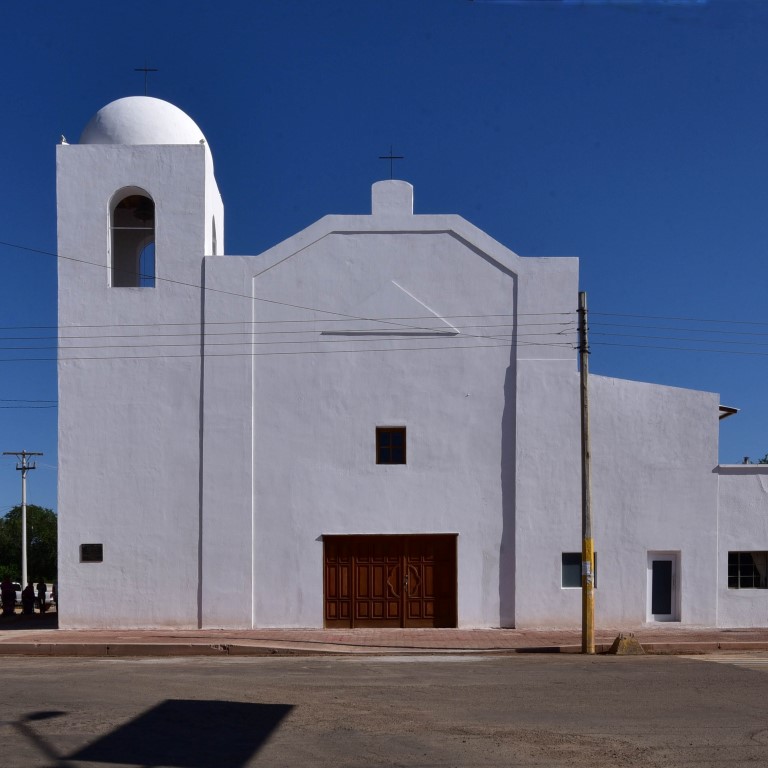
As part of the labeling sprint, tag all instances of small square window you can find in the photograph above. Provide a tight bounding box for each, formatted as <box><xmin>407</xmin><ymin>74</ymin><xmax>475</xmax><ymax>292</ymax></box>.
<box><xmin>80</xmin><ymin>543</ymin><xmax>103</xmax><ymax>563</ymax></box>
<box><xmin>562</xmin><ymin>552</ymin><xmax>597</xmax><ymax>588</ymax></box>
<box><xmin>728</xmin><ymin>551</ymin><xmax>768</xmax><ymax>589</ymax></box>
<box><xmin>376</xmin><ymin>427</ymin><xmax>406</xmax><ymax>464</ymax></box>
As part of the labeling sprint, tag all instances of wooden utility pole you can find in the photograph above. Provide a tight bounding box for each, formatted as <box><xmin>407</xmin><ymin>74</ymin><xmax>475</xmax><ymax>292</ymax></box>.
<box><xmin>578</xmin><ymin>292</ymin><xmax>595</xmax><ymax>654</ymax></box>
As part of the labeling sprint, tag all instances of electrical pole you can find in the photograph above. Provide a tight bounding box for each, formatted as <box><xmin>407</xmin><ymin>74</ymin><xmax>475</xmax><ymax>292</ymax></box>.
<box><xmin>578</xmin><ymin>292</ymin><xmax>595</xmax><ymax>655</ymax></box>
<box><xmin>3</xmin><ymin>450</ymin><xmax>43</xmax><ymax>588</ymax></box>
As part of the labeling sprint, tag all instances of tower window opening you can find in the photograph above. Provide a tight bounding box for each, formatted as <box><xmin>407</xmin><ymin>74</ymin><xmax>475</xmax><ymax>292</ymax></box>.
<box><xmin>111</xmin><ymin>193</ymin><xmax>155</xmax><ymax>287</ymax></box>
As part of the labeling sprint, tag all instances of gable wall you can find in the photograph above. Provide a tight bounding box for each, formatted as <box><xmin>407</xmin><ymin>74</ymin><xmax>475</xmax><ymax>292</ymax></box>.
<box><xmin>243</xmin><ymin>230</ymin><xmax>519</xmax><ymax>627</ymax></box>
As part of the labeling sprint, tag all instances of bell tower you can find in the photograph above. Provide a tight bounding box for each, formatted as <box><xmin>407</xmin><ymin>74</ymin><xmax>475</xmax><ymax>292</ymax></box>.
<box><xmin>57</xmin><ymin>96</ymin><xmax>223</xmax><ymax>303</ymax></box>
<box><xmin>56</xmin><ymin>97</ymin><xmax>224</xmax><ymax>629</ymax></box>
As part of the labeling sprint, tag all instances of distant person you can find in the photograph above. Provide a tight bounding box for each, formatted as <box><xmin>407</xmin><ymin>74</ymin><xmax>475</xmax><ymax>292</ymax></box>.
<box><xmin>36</xmin><ymin>580</ymin><xmax>47</xmax><ymax>614</ymax></box>
<box><xmin>1</xmin><ymin>577</ymin><xmax>15</xmax><ymax>616</ymax></box>
<box><xmin>21</xmin><ymin>582</ymin><xmax>35</xmax><ymax>615</ymax></box>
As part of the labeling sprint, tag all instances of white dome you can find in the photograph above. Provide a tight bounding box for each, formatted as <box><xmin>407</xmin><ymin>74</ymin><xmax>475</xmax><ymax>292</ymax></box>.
<box><xmin>80</xmin><ymin>96</ymin><xmax>208</xmax><ymax>146</ymax></box>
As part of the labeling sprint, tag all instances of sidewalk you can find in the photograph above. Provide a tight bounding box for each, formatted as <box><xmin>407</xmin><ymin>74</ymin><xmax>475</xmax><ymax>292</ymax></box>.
<box><xmin>2</xmin><ymin>613</ymin><xmax>768</xmax><ymax>657</ymax></box>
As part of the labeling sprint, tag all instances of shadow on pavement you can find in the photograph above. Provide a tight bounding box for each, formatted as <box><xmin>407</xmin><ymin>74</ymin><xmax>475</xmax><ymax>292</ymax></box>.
<box><xmin>12</xmin><ymin>710</ymin><xmax>68</xmax><ymax>767</ymax></box>
<box><xmin>0</xmin><ymin>609</ymin><xmax>57</xmax><ymax>631</ymax></box>
<box><xmin>67</xmin><ymin>699</ymin><xmax>293</xmax><ymax>767</ymax></box>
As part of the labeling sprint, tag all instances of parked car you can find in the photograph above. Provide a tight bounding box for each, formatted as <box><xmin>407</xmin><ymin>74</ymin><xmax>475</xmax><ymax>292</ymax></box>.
<box><xmin>12</xmin><ymin>582</ymin><xmax>21</xmax><ymax>606</ymax></box>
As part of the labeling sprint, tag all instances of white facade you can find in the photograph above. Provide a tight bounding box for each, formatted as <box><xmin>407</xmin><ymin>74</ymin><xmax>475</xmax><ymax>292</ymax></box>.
<box><xmin>57</xmin><ymin>98</ymin><xmax>768</xmax><ymax>629</ymax></box>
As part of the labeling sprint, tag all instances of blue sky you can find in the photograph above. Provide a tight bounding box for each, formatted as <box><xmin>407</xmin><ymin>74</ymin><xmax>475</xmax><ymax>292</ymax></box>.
<box><xmin>1</xmin><ymin>0</ymin><xmax>767</xmax><ymax>513</ymax></box>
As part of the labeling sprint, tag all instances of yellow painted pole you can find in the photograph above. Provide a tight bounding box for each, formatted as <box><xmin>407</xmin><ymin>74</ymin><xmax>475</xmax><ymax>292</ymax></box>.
<box><xmin>582</xmin><ymin>537</ymin><xmax>595</xmax><ymax>654</ymax></box>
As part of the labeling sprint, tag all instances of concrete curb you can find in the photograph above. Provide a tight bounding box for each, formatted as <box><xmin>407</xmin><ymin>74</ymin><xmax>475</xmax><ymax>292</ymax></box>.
<box><xmin>0</xmin><ymin>643</ymin><xmax>332</xmax><ymax>657</ymax></box>
<box><xmin>1</xmin><ymin>639</ymin><xmax>767</xmax><ymax>657</ymax></box>
<box><xmin>642</xmin><ymin>641</ymin><xmax>768</xmax><ymax>654</ymax></box>
<box><xmin>0</xmin><ymin>643</ymin><xmax>533</xmax><ymax>658</ymax></box>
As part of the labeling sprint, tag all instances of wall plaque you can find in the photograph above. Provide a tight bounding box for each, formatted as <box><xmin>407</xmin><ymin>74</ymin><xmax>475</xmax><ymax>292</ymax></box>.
<box><xmin>80</xmin><ymin>543</ymin><xmax>103</xmax><ymax>563</ymax></box>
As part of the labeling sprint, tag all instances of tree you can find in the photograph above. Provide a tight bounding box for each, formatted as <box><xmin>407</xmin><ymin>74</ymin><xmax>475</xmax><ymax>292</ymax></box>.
<box><xmin>0</xmin><ymin>505</ymin><xmax>57</xmax><ymax>582</ymax></box>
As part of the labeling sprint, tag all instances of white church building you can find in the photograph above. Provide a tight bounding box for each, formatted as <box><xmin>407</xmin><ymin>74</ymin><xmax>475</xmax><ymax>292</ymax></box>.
<box><xmin>57</xmin><ymin>96</ymin><xmax>768</xmax><ymax>630</ymax></box>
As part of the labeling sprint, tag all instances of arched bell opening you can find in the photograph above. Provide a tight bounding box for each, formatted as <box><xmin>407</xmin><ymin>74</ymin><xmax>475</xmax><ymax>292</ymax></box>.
<box><xmin>110</xmin><ymin>191</ymin><xmax>155</xmax><ymax>287</ymax></box>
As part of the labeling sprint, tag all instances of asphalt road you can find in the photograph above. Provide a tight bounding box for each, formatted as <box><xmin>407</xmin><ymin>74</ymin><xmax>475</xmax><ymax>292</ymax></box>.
<box><xmin>1</xmin><ymin>653</ymin><xmax>767</xmax><ymax>767</ymax></box>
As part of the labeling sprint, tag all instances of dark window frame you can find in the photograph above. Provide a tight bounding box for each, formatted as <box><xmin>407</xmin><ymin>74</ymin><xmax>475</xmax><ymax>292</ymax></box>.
<box><xmin>376</xmin><ymin>426</ymin><xmax>406</xmax><ymax>465</ymax></box>
<box><xmin>728</xmin><ymin>551</ymin><xmax>768</xmax><ymax>589</ymax></box>
<box><xmin>561</xmin><ymin>551</ymin><xmax>597</xmax><ymax>589</ymax></box>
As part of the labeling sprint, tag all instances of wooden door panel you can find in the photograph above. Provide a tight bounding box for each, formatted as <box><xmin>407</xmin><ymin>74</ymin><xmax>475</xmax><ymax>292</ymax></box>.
<box><xmin>324</xmin><ymin>535</ymin><xmax>457</xmax><ymax>628</ymax></box>
<box><xmin>404</xmin><ymin>542</ymin><xmax>448</xmax><ymax>628</ymax></box>
<box><xmin>324</xmin><ymin>538</ymin><xmax>353</xmax><ymax>626</ymax></box>
<box><xmin>423</xmin><ymin>563</ymin><xmax>435</xmax><ymax>598</ymax></box>
<box><xmin>354</xmin><ymin>561</ymin><xmax>399</xmax><ymax>626</ymax></box>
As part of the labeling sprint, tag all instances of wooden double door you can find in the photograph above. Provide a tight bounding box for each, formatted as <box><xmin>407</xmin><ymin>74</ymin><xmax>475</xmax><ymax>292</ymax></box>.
<box><xmin>324</xmin><ymin>534</ymin><xmax>457</xmax><ymax>628</ymax></box>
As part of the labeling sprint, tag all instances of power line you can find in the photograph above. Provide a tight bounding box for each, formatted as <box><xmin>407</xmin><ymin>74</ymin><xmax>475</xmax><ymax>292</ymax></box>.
<box><xmin>1</xmin><ymin>238</ymin><xmax>552</xmax><ymax>338</ymax></box>
<box><xmin>0</xmin><ymin>405</ymin><xmax>57</xmax><ymax>409</ymax></box>
<box><xmin>591</xmin><ymin>320</ymin><xmax>768</xmax><ymax>337</ymax></box>
<box><xmin>3</xmin><ymin>239</ymin><xmax>767</xmax><ymax>333</ymax></box>
<box><xmin>591</xmin><ymin>331</ymin><xmax>768</xmax><ymax>348</ymax></box>
<box><xmin>0</xmin><ymin>338</ymin><xmax>576</xmax><ymax>364</ymax></box>
<box><xmin>6</xmin><ymin>305</ymin><xmax>767</xmax><ymax>333</ymax></box>
<box><xmin>0</xmin><ymin>330</ymin><xmax>577</xmax><ymax>353</ymax></box>
<box><xmin>0</xmin><ymin>321</ymin><xmax>577</xmax><ymax>345</ymax></box>
<box><xmin>3</xmin><ymin>240</ymin><xmax>768</xmax><ymax>364</ymax></box>
<box><xmin>592</xmin><ymin>311</ymin><xmax>768</xmax><ymax>328</ymax></box>
<box><xmin>15</xmin><ymin>320</ymin><xmax>768</xmax><ymax>357</ymax></box>
<box><xmin>0</xmin><ymin>314</ymin><xmax>577</xmax><ymax>333</ymax></box>
<box><xmin>592</xmin><ymin>341</ymin><xmax>768</xmax><ymax>357</ymax></box>
<box><xmin>0</xmin><ymin>333</ymin><xmax>761</xmax><ymax>365</ymax></box>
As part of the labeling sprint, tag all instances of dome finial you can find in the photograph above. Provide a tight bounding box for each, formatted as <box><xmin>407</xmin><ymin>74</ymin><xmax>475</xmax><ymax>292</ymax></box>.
<box><xmin>133</xmin><ymin>64</ymin><xmax>158</xmax><ymax>96</ymax></box>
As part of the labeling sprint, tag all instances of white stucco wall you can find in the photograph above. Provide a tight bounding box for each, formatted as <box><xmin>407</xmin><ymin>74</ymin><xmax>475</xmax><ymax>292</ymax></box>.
<box><xmin>717</xmin><ymin>465</ymin><xmax>768</xmax><ymax>627</ymax></box>
<box><xmin>198</xmin><ymin>258</ymin><xmax>254</xmax><ymax>628</ymax></box>
<box><xmin>513</xmin><ymin>361</ymin><xmax>581</xmax><ymax>628</ymax></box>
<box><xmin>515</xmin><ymin>374</ymin><xmax>720</xmax><ymax>628</ymax></box>
<box><xmin>591</xmin><ymin>377</ymin><xmax>720</xmax><ymax>627</ymax></box>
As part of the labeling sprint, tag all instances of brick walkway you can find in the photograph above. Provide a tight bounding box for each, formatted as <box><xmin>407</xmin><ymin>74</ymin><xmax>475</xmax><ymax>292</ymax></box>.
<box><xmin>1</xmin><ymin>612</ymin><xmax>768</xmax><ymax>656</ymax></box>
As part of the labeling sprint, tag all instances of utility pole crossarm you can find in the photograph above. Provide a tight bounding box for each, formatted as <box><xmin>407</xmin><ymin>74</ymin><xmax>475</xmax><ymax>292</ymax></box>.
<box><xmin>3</xmin><ymin>450</ymin><xmax>44</xmax><ymax>465</ymax></box>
